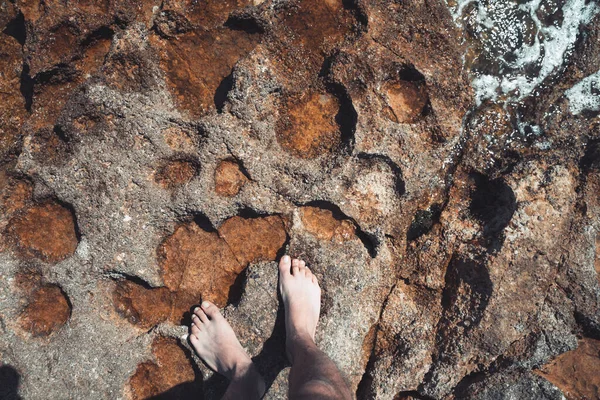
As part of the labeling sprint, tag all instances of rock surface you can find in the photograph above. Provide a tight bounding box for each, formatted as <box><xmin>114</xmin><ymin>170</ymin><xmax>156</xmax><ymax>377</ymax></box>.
<box><xmin>0</xmin><ymin>0</ymin><xmax>599</xmax><ymax>399</ymax></box>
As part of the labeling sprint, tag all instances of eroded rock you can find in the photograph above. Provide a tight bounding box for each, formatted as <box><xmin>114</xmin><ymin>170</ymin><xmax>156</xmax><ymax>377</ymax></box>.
<box><xmin>8</xmin><ymin>201</ymin><xmax>79</xmax><ymax>263</ymax></box>
<box><xmin>214</xmin><ymin>159</ymin><xmax>248</xmax><ymax>197</ymax></box>
<box><xmin>18</xmin><ymin>284</ymin><xmax>71</xmax><ymax>337</ymax></box>
<box><xmin>128</xmin><ymin>336</ymin><xmax>201</xmax><ymax>399</ymax></box>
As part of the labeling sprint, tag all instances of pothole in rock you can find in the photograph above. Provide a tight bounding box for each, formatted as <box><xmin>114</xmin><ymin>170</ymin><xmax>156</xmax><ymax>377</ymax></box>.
<box><xmin>382</xmin><ymin>66</ymin><xmax>429</xmax><ymax>124</ymax></box>
<box><xmin>18</xmin><ymin>284</ymin><xmax>71</xmax><ymax>337</ymax></box>
<box><xmin>8</xmin><ymin>200</ymin><xmax>79</xmax><ymax>263</ymax></box>
<box><xmin>406</xmin><ymin>204</ymin><xmax>443</xmax><ymax>242</ymax></box>
<box><xmin>300</xmin><ymin>201</ymin><xmax>377</xmax><ymax>257</ymax></box>
<box><xmin>154</xmin><ymin>159</ymin><xmax>198</xmax><ymax>189</ymax></box>
<box><xmin>276</xmin><ymin>87</ymin><xmax>356</xmax><ymax>159</ymax></box>
<box><xmin>128</xmin><ymin>336</ymin><xmax>201</xmax><ymax>400</ymax></box>
<box><xmin>149</xmin><ymin>12</ymin><xmax>262</xmax><ymax>119</ymax></box>
<box><xmin>468</xmin><ymin>173</ymin><xmax>517</xmax><ymax>248</ymax></box>
<box><xmin>214</xmin><ymin>159</ymin><xmax>249</xmax><ymax>197</ymax></box>
<box><xmin>300</xmin><ymin>206</ymin><xmax>356</xmax><ymax>243</ymax></box>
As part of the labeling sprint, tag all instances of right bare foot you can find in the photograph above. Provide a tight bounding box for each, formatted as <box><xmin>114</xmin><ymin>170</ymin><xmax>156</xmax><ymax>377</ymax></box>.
<box><xmin>278</xmin><ymin>255</ymin><xmax>321</xmax><ymax>357</ymax></box>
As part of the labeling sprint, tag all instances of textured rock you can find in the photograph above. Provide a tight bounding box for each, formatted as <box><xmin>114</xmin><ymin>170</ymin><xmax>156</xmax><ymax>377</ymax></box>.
<box><xmin>128</xmin><ymin>336</ymin><xmax>201</xmax><ymax>399</ymax></box>
<box><xmin>8</xmin><ymin>202</ymin><xmax>79</xmax><ymax>263</ymax></box>
<box><xmin>214</xmin><ymin>159</ymin><xmax>248</xmax><ymax>197</ymax></box>
<box><xmin>0</xmin><ymin>0</ymin><xmax>598</xmax><ymax>398</ymax></box>
<box><xmin>534</xmin><ymin>338</ymin><xmax>600</xmax><ymax>400</ymax></box>
<box><xmin>18</xmin><ymin>284</ymin><xmax>71</xmax><ymax>337</ymax></box>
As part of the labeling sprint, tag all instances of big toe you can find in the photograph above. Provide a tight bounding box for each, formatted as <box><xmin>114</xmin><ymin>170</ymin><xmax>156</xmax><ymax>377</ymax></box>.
<box><xmin>279</xmin><ymin>255</ymin><xmax>291</xmax><ymax>277</ymax></box>
<box><xmin>201</xmin><ymin>301</ymin><xmax>222</xmax><ymax>320</ymax></box>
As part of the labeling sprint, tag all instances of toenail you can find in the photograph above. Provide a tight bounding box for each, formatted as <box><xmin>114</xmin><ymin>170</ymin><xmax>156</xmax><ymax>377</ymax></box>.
<box><xmin>193</xmin><ymin>307</ymin><xmax>199</xmax><ymax>312</ymax></box>
<box><xmin>283</xmin><ymin>255</ymin><xmax>290</xmax><ymax>262</ymax></box>
<box><xmin>202</xmin><ymin>301</ymin><xmax>210</xmax><ymax>308</ymax></box>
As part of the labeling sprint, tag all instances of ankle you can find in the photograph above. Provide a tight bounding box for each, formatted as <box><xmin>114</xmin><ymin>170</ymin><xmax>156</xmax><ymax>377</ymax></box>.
<box><xmin>228</xmin><ymin>361</ymin><xmax>265</xmax><ymax>399</ymax></box>
<box><xmin>229</xmin><ymin>357</ymin><xmax>254</xmax><ymax>381</ymax></box>
<box><xmin>286</xmin><ymin>331</ymin><xmax>317</xmax><ymax>362</ymax></box>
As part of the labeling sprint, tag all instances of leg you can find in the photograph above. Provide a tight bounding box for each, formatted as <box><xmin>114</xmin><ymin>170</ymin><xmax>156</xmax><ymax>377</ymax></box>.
<box><xmin>279</xmin><ymin>255</ymin><xmax>352</xmax><ymax>400</ymax></box>
<box><xmin>189</xmin><ymin>301</ymin><xmax>265</xmax><ymax>400</ymax></box>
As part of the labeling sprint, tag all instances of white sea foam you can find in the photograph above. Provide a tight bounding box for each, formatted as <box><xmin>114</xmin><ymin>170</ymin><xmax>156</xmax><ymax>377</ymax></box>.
<box><xmin>565</xmin><ymin>70</ymin><xmax>600</xmax><ymax>115</ymax></box>
<box><xmin>447</xmin><ymin>0</ymin><xmax>599</xmax><ymax>105</ymax></box>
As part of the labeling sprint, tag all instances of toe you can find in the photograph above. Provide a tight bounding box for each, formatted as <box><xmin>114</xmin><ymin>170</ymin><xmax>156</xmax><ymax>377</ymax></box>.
<box><xmin>194</xmin><ymin>308</ymin><xmax>209</xmax><ymax>323</ymax></box>
<box><xmin>189</xmin><ymin>333</ymin><xmax>200</xmax><ymax>346</ymax></box>
<box><xmin>201</xmin><ymin>300</ymin><xmax>222</xmax><ymax>320</ymax></box>
<box><xmin>292</xmin><ymin>262</ymin><xmax>300</xmax><ymax>276</ymax></box>
<box><xmin>312</xmin><ymin>274</ymin><xmax>319</xmax><ymax>287</ymax></box>
<box><xmin>304</xmin><ymin>266</ymin><xmax>312</xmax><ymax>279</ymax></box>
<box><xmin>279</xmin><ymin>255</ymin><xmax>291</xmax><ymax>277</ymax></box>
<box><xmin>191</xmin><ymin>323</ymin><xmax>201</xmax><ymax>336</ymax></box>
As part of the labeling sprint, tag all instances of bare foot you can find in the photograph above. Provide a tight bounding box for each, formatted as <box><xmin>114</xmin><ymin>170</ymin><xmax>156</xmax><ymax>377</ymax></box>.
<box><xmin>189</xmin><ymin>301</ymin><xmax>265</xmax><ymax>398</ymax></box>
<box><xmin>278</xmin><ymin>255</ymin><xmax>321</xmax><ymax>357</ymax></box>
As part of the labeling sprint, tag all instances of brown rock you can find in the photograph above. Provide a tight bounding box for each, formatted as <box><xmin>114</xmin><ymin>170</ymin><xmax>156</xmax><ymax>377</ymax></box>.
<box><xmin>112</xmin><ymin>280</ymin><xmax>172</xmax><ymax>329</ymax></box>
<box><xmin>18</xmin><ymin>284</ymin><xmax>71</xmax><ymax>337</ymax></box>
<box><xmin>535</xmin><ymin>338</ymin><xmax>600</xmax><ymax>400</ymax></box>
<box><xmin>128</xmin><ymin>336</ymin><xmax>200</xmax><ymax>399</ymax></box>
<box><xmin>299</xmin><ymin>206</ymin><xmax>355</xmax><ymax>243</ymax></box>
<box><xmin>214</xmin><ymin>159</ymin><xmax>249</xmax><ymax>197</ymax></box>
<box><xmin>9</xmin><ymin>202</ymin><xmax>79</xmax><ymax>263</ymax></box>
<box><xmin>150</xmin><ymin>26</ymin><xmax>261</xmax><ymax>118</ymax></box>
<box><xmin>218</xmin><ymin>215</ymin><xmax>288</xmax><ymax>266</ymax></box>
<box><xmin>276</xmin><ymin>90</ymin><xmax>341</xmax><ymax>159</ymax></box>
<box><xmin>0</xmin><ymin>34</ymin><xmax>26</xmax><ymax>159</ymax></box>
<box><xmin>162</xmin><ymin>127</ymin><xmax>197</xmax><ymax>153</ymax></box>
<box><xmin>158</xmin><ymin>215</ymin><xmax>287</xmax><ymax>318</ymax></box>
<box><xmin>159</xmin><ymin>223</ymin><xmax>241</xmax><ymax>312</ymax></box>
<box><xmin>383</xmin><ymin>80</ymin><xmax>428</xmax><ymax>123</ymax></box>
<box><xmin>154</xmin><ymin>160</ymin><xmax>197</xmax><ymax>188</ymax></box>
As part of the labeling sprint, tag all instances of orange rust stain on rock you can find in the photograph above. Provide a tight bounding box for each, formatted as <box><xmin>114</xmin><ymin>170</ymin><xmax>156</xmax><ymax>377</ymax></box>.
<box><xmin>300</xmin><ymin>206</ymin><xmax>356</xmax><ymax>243</ymax></box>
<box><xmin>162</xmin><ymin>0</ymin><xmax>254</xmax><ymax>29</ymax></box>
<box><xmin>276</xmin><ymin>90</ymin><xmax>342</xmax><ymax>159</ymax></box>
<box><xmin>0</xmin><ymin>177</ymin><xmax>32</xmax><ymax>217</ymax></box>
<box><xmin>383</xmin><ymin>80</ymin><xmax>428</xmax><ymax>124</ymax></box>
<box><xmin>155</xmin><ymin>160</ymin><xmax>197</xmax><ymax>188</ymax></box>
<box><xmin>128</xmin><ymin>336</ymin><xmax>200</xmax><ymax>399</ymax></box>
<box><xmin>282</xmin><ymin>0</ymin><xmax>351</xmax><ymax>51</ymax></box>
<box><xmin>9</xmin><ymin>202</ymin><xmax>78</xmax><ymax>263</ymax></box>
<box><xmin>0</xmin><ymin>34</ymin><xmax>26</xmax><ymax>158</ymax></box>
<box><xmin>162</xmin><ymin>127</ymin><xmax>197</xmax><ymax>153</ymax></box>
<box><xmin>219</xmin><ymin>215</ymin><xmax>288</xmax><ymax>266</ymax></box>
<box><xmin>159</xmin><ymin>223</ymin><xmax>242</xmax><ymax>314</ymax></box>
<box><xmin>112</xmin><ymin>280</ymin><xmax>172</xmax><ymax>329</ymax></box>
<box><xmin>158</xmin><ymin>215</ymin><xmax>286</xmax><ymax>319</ymax></box>
<box><xmin>18</xmin><ymin>284</ymin><xmax>71</xmax><ymax>337</ymax></box>
<box><xmin>534</xmin><ymin>338</ymin><xmax>600</xmax><ymax>400</ymax></box>
<box><xmin>214</xmin><ymin>160</ymin><xmax>249</xmax><ymax>197</ymax></box>
<box><xmin>150</xmin><ymin>27</ymin><xmax>260</xmax><ymax>119</ymax></box>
